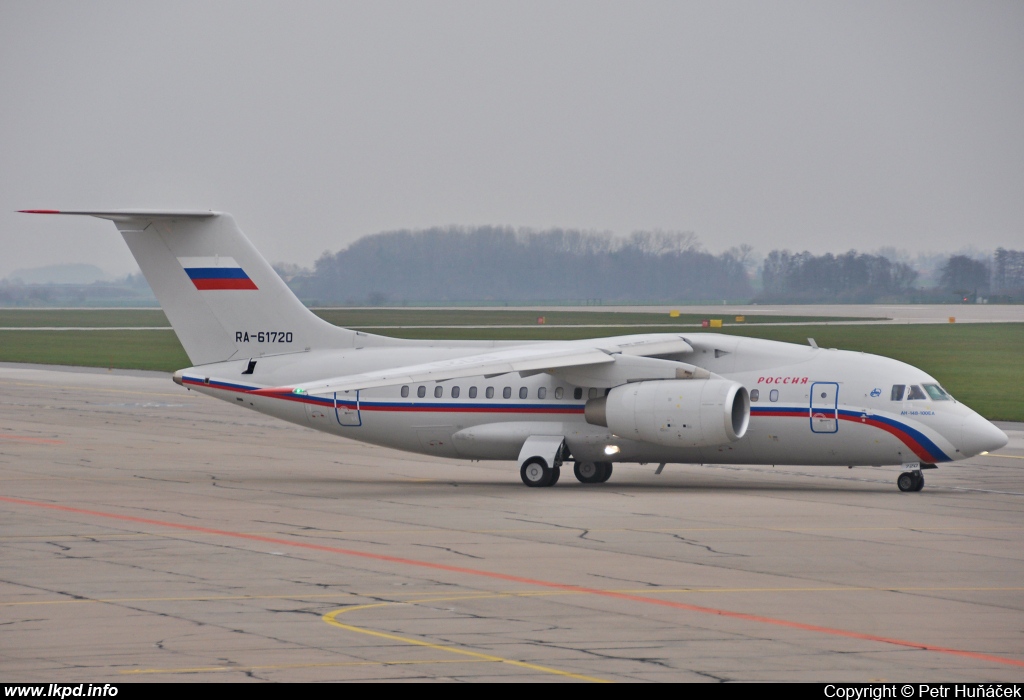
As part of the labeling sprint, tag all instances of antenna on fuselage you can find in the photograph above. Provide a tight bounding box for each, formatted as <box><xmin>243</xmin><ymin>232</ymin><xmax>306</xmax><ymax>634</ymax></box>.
<box><xmin>807</xmin><ymin>338</ymin><xmax>818</xmax><ymax>349</ymax></box>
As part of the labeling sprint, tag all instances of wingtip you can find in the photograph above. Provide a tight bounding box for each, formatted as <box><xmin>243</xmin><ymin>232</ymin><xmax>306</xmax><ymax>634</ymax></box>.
<box><xmin>18</xmin><ymin>209</ymin><xmax>61</xmax><ymax>214</ymax></box>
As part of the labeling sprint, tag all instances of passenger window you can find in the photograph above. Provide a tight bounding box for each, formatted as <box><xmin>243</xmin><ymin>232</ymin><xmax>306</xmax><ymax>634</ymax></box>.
<box><xmin>451</xmin><ymin>386</ymin><xmax>460</xmax><ymax>399</ymax></box>
<box><xmin>554</xmin><ymin>387</ymin><xmax>563</xmax><ymax>399</ymax></box>
<box><xmin>588</xmin><ymin>388</ymin><xmax>599</xmax><ymax>399</ymax></box>
<box><xmin>891</xmin><ymin>385</ymin><xmax>905</xmax><ymax>401</ymax></box>
<box><xmin>469</xmin><ymin>386</ymin><xmax>477</xmax><ymax>399</ymax></box>
<box><xmin>538</xmin><ymin>387</ymin><xmax>547</xmax><ymax>399</ymax></box>
<box><xmin>923</xmin><ymin>384</ymin><xmax>950</xmax><ymax>401</ymax></box>
<box><xmin>417</xmin><ymin>386</ymin><xmax>426</xmax><ymax>398</ymax></box>
<box><xmin>434</xmin><ymin>386</ymin><xmax>443</xmax><ymax>398</ymax></box>
<box><xmin>401</xmin><ymin>386</ymin><xmax>409</xmax><ymax>398</ymax></box>
<box><xmin>750</xmin><ymin>389</ymin><xmax>759</xmax><ymax>402</ymax></box>
<box><xmin>574</xmin><ymin>388</ymin><xmax>583</xmax><ymax>400</ymax></box>
<box><xmin>770</xmin><ymin>389</ymin><xmax>779</xmax><ymax>402</ymax></box>
<box><xmin>503</xmin><ymin>387</ymin><xmax>512</xmax><ymax>399</ymax></box>
<box><xmin>486</xmin><ymin>387</ymin><xmax>494</xmax><ymax>399</ymax></box>
<box><xmin>519</xmin><ymin>387</ymin><xmax>528</xmax><ymax>399</ymax></box>
<box><xmin>907</xmin><ymin>385</ymin><xmax>927</xmax><ymax>400</ymax></box>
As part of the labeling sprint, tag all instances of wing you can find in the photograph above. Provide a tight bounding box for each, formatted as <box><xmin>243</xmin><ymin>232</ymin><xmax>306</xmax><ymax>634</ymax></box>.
<box><xmin>255</xmin><ymin>334</ymin><xmax>694</xmax><ymax>396</ymax></box>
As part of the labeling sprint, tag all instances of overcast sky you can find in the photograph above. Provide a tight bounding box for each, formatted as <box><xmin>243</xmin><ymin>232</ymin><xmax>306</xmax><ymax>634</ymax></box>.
<box><xmin>2</xmin><ymin>1</ymin><xmax>1022</xmax><ymax>278</ymax></box>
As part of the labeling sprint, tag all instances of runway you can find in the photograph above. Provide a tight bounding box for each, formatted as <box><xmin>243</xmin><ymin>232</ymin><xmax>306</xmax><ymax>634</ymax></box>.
<box><xmin>358</xmin><ymin>304</ymin><xmax>1024</xmax><ymax>324</ymax></box>
<box><xmin>2</xmin><ymin>363</ymin><xmax>1023</xmax><ymax>682</ymax></box>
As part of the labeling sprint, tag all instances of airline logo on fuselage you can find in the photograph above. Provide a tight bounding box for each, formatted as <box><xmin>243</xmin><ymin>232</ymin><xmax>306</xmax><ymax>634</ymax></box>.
<box><xmin>757</xmin><ymin>376</ymin><xmax>809</xmax><ymax>384</ymax></box>
<box><xmin>178</xmin><ymin>257</ymin><xmax>258</xmax><ymax>290</ymax></box>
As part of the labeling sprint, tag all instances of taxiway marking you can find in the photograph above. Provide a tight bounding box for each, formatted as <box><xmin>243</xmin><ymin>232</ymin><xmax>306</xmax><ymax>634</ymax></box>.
<box><xmin>3</xmin><ymin>494</ymin><xmax>1022</xmax><ymax>669</ymax></box>
<box><xmin>4</xmin><ymin>586</ymin><xmax>1024</xmax><ymax>608</ymax></box>
<box><xmin>0</xmin><ymin>435</ymin><xmax>64</xmax><ymax>445</ymax></box>
<box><xmin>120</xmin><ymin>659</ymin><xmax>492</xmax><ymax>675</ymax></box>
<box><xmin>323</xmin><ymin>598</ymin><xmax>608</xmax><ymax>682</ymax></box>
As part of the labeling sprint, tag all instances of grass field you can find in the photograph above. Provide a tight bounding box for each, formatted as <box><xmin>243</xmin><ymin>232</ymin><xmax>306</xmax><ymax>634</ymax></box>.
<box><xmin>0</xmin><ymin>329</ymin><xmax>187</xmax><ymax>372</ymax></box>
<box><xmin>0</xmin><ymin>311</ymin><xmax>1020</xmax><ymax>421</ymax></box>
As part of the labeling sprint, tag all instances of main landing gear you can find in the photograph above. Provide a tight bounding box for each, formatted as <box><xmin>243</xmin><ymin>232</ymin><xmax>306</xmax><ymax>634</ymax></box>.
<box><xmin>517</xmin><ymin>437</ymin><xmax>615</xmax><ymax>487</ymax></box>
<box><xmin>519</xmin><ymin>459</ymin><xmax>613</xmax><ymax>487</ymax></box>
<box><xmin>520</xmin><ymin>458</ymin><xmax>561</xmax><ymax>487</ymax></box>
<box><xmin>518</xmin><ymin>435</ymin><xmax>568</xmax><ymax>487</ymax></box>
<box><xmin>573</xmin><ymin>461</ymin><xmax>613</xmax><ymax>484</ymax></box>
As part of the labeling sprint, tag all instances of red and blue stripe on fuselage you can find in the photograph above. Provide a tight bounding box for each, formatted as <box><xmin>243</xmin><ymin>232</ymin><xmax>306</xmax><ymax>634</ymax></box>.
<box><xmin>180</xmin><ymin>376</ymin><xmax>951</xmax><ymax>463</ymax></box>
<box><xmin>750</xmin><ymin>405</ymin><xmax>951</xmax><ymax>463</ymax></box>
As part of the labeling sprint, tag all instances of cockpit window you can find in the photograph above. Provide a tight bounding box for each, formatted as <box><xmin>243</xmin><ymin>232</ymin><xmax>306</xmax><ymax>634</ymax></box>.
<box><xmin>923</xmin><ymin>383</ymin><xmax>950</xmax><ymax>401</ymax></box>
<box><xmin>906</xmin><ymin>385</ymin><xmax>928</xmax><ymax>400</ymax></box>
<box><xmin>890</xmin><ymin>385</ymin><xmax>905</xmax><ymax>401</ymax></box>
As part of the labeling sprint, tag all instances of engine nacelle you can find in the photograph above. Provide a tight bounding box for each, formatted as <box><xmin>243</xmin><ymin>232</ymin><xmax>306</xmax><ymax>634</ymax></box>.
<box><xmin>585</xmin><ymin>379</ymin><xmax>750</xmax><ymax>448</ymax></box>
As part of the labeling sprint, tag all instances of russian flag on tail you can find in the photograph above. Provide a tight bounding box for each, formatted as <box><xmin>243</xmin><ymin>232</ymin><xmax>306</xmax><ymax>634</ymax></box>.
<box><xmin>178</xmin><ymin>257</ymin><xmax>258</xmax><ymax>290</ymax></box>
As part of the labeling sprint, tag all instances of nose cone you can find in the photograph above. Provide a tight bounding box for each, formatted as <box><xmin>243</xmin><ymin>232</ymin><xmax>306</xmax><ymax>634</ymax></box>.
<box><xmin>960</xmin><ymin>413</ymin><xmax>1009</xmax><ymax>457</ymax></box>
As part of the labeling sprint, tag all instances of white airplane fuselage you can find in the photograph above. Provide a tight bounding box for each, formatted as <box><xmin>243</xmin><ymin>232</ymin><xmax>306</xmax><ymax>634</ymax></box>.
<box><xmin>24</xmin><ymin>209</ymin><xmax>1007</xmax><ymax>490</ymax></box>
<box><xmin>175</xmin><ymin>332</ymin><xmax>999</xmax><ymax>469</ymax></box>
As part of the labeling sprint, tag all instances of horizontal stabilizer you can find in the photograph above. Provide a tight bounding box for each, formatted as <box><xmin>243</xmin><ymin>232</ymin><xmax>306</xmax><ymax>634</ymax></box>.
<box><xmin>19</xmin><ymin>209</ymin><xmax>217</xmax><ymax>221</ymax></box>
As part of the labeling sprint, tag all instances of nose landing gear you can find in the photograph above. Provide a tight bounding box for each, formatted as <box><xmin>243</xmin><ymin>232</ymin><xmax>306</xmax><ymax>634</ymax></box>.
<box><xmin>897</xmin><ymin>470</ymin><xmax>925</xmax><ymax>492</ymax></box>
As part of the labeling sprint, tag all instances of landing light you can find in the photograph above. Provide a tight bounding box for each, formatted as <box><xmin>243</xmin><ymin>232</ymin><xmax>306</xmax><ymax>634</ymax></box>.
<box><xmin>980</xmin><ymin>451</ymin><xmax>989</xmax><ymax>455</ymax></box>
<box><xmin>604</xmin><ymin>445</ymin><xmax>620</xmax><ymax>455</ymax></box>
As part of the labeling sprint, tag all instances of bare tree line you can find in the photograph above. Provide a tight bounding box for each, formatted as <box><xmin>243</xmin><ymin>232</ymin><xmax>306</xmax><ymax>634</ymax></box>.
<box><xmin>287</xmin><ymin>225</ymin><xmax>1024</xmax><ymax>305</ymax></box>
<box><xmin>758</xmin><ymin>248</ymin><xmax>1024</xmax><ymax>303</ymax></box>
<box><xmin>3</xmin><ymin>228</ymin><xmax>1022</xmax><ymax>306</ymax></box>
<box><xmin>289</xmin><ymin>226</ymin><xmax>752</xmax><ymax>305</ymax></box>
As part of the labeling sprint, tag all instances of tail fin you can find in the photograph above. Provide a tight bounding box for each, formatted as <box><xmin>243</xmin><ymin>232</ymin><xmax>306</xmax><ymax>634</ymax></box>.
<box><xmin>20</xmin><ymin>210</ymin><xmax>362</xmax><ymax>365</ymax></box>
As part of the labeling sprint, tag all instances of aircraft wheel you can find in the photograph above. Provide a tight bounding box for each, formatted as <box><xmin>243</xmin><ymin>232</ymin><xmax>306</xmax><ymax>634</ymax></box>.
<box><xmin>596</xmin><ymin>462</ymin><xmax>613</xmax><ymax>483</ymax></box>
<box><xmin>550</xmin><ymin>465</ymin><xmax>561</xmax><ymax>486</ymax></box>
<box><xmin>574</xmin><ymin>461</ymin><xmax>603</xmax><ymax>484</ymax></box>
<box><xmin>897</xmin><ymin>471</ymin><xmax>917</xmax><ymax>492</ymax></box>
<box><xmin>521</xmin><ymin>458</ymin><xmax>554</xmax><ymax>487</ymax></box>
<box><xmin>912</xmin><ymin>472</ymin><xmax>925</xmax><ymax>492</ymax></box>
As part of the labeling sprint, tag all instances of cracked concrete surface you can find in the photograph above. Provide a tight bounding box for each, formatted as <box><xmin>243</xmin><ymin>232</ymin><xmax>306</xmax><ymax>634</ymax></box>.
<box><xmin>1</xmin><ymin>363</ymin><xmax>1023</xmax><ymax>682</ymax></box>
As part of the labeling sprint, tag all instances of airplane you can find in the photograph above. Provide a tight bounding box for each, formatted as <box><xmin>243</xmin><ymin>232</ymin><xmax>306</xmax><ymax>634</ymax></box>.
<box><xmin>19</xmin><ymin>209</ymin><xmax>1008</xmax><ymax>492</ymax></box>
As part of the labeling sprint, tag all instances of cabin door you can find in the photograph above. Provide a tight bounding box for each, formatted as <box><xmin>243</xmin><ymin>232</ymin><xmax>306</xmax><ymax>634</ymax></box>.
<box><xmin>810</xmin><ymin>382</ymin><xmax>839</xmax><ymax>434</ymax></box>
<box><xmin>334</xmin><ymin>390</ymin><xmax>362</xmax><ymax>427</ymax></box>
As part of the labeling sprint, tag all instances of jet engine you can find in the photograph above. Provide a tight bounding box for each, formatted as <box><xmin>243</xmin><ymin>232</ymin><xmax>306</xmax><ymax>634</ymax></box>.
<box><xmin>584</xmin><ymin>379</ymin><xmax>750</xmax><ymax>448</ymax></box>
